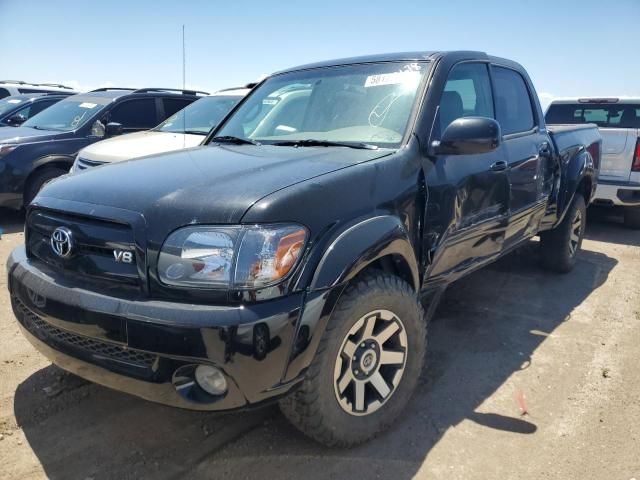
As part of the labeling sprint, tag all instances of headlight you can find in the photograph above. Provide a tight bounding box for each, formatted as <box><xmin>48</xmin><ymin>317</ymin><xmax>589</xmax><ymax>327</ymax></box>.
<box><xmin>158</xmin><ymin>224</ymin><xmax>307</xmax><ymax>289</ymax></box>
<box><xmin>0</xmin><ymin>144</ymin><xmax>17</xmax><ymax>158</ymax></box>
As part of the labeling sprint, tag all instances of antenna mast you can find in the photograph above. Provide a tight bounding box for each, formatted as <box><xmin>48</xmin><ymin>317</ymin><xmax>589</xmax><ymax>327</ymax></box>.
<box><xmin>182</xmin><ymin>25</ymin><xmax>186</xmax><ymax>89</ymax></box>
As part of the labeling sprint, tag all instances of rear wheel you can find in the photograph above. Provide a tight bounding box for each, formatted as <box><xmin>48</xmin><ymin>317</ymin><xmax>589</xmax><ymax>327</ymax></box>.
<box><xmin>540</xmin><ymin>194</ymin><xmax>586</xmax><ymax>273</ymax></box>
<box><xmin>279</xmin><ymin>272</ymin><xmax>426</xmax><ymax>447</ymax></box>
<box><xmin>623</xmin><ymin>207</ymin><xmax>640</xmax><ymax>229</ymax></box>
<box><xmin>24</xmin><ymin>167</ymin><xmax>68</xmax><ymax>206</ymax></box>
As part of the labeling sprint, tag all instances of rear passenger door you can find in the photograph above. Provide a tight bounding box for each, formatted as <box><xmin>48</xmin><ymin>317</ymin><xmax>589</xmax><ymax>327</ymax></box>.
<box><xmin>491</xmin><ymin>65</ymin><xmax>550</xmax><ymax>246</ymax></box>
<box><xmin>107</xmin><ymin>98</ymin><xmax>159</xmax><ymax>133</ymax></box>
<box><xmin>426</xmin><ymin>62</ymin><xmax>510</xmax><ymax>281</ymax></box>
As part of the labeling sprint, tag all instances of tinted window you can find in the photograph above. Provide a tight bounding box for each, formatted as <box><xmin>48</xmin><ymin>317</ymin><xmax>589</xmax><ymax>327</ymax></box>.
<box><xmin>492</xmin><ymin>67</ymin><xmax>535</xmax><ymax>135</ymax></box>
<box><xmin>439</xmin><ymin>63</ymin><xmax>494</xmax><ymax>133</ymax></box>
<box><xmin>27</xmin><ymin>99</ymin><xmax>57</xmax><ymax>118</ymax></box>
<box><xmin>0</xmin><ymin>88</ymin><xmax>9</xmax><ymax>99</ymax></box>
<box><xmin>109</xmin><ymin>98</ymin><xmax>157</xmax><ymax>129</ymax></box>
<box><xmin>163</xmin><ymin>98</ymin><xmax>193</xmax><ymax>119</ymax></box>
<box><xmin>545</xmin><ymin>104</ymin><xmax>640</xmax><ymax>129</ymax></box>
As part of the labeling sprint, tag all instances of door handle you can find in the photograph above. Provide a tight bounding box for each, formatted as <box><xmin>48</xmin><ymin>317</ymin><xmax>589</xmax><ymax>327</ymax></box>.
<box><xmin>490</xmin><ymin>161</ymin><xmax>508</xmax><ymax>172</ymax></box>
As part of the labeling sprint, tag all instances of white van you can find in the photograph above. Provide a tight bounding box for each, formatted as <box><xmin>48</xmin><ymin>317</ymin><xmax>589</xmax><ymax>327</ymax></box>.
<box><xmin>71</xmin><ymin>87</ymin><xmax>250</xmax><ymax>173</ymax></box>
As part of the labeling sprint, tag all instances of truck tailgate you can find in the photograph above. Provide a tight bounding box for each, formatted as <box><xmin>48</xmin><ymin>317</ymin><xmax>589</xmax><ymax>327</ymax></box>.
<box><xmin>599</xmin><ymin>128</ymin><xmax>637</xmax><ymax>181</ymax></box>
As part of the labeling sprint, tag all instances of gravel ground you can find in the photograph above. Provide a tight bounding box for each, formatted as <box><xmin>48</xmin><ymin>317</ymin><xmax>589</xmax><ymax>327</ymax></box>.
<box><xmin>0</xmin><ymin>207</ymin><xmax>638</xmax><ymax>480</ymax></box>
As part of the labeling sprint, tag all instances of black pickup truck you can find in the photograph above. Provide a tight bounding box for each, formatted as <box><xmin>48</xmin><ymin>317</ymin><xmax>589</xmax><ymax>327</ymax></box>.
<box><xmin>7</xmin><ymin>51</ymin><xmax>600</xmax><ymax>447</ymax></box>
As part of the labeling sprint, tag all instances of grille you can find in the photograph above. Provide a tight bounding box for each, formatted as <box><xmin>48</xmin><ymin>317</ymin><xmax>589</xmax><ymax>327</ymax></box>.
<box><xmin>15</xmin><ymin>299</ymin><xmax>155</xmax><ymax>368</ymax></box>
<box><xmin>26</xmin><ymin>209</ymin><xmax>140</xmax><ymax>286</ymax></box>
<box><xmin>75</xmin><ymin>157</ymin><xmax>107</xmax><ymax>171</ymax></box>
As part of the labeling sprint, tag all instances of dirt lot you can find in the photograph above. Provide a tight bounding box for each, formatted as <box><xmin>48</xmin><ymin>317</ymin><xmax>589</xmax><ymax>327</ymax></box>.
<box><xmin>0</xmin><ymin>207</ymin><xmax>638</xmax><ymax>480</ymax></box>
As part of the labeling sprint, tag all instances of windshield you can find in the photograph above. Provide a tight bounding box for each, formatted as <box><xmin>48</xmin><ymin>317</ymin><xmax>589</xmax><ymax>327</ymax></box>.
<box><xmin>215</xmin><ymin>61</ymin><xmax>429</xmax><ymax>148</ymax></box>
<box><xmin>156</xmin><ymin>95</ymin><xmax>243</xmax><ymax>135</ymax></box>
<box><xmin>22</xmin><ymin>96</ymin><xmax>109</xmax><ymax>131</ymax></box>
<box><xmin>0</xmin><ymin>97</ymin><xmax>24</xmax><ymax>116</ymax></box>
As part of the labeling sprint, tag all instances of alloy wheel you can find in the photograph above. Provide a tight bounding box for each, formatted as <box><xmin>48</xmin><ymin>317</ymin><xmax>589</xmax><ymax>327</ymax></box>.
<box><xmin>333</xmin><ymin>309</ymin><xmax>408</xmax><ymax>416</ymax></box>
<box><xmin>569</xmin><ymin>209</ymin><xmax>582</xmax><ymax>256</ymax></box>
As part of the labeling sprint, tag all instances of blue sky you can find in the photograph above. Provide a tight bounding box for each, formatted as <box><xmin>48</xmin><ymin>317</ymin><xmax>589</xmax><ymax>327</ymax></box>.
<box><xmin>1</xmin><ymin>0</ymin><xmax>638</xmax><ymax>109</ymax></box>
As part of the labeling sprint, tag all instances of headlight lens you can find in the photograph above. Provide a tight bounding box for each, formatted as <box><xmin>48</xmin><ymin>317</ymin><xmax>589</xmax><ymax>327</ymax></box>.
<box><xmin>158</xmin><ymin>224</ymin><xmax>307</xmax><ymax>289</ymax></box>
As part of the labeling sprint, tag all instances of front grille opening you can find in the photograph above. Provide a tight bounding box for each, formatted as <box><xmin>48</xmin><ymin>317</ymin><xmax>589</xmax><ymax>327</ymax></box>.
<box><xmin>15</xmin><ymin>298</ymin><xmax>155</xmax><ymax>369</ymax></box>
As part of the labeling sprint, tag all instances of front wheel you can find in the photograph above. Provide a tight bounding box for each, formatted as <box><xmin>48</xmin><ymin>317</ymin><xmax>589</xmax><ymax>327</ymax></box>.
<box><xmin>279</xmin><ymin>272</ymin><xmax>426</xmax><ymax>447</ymax></box>
<box><xmin>24</xmin><ymin>167</ymin><xmax>68</xmax><ymax>206</ymax></box>
<box><xmin>540</xmin><ymin>194</ymin><xmax>587</xmax><ymax>273</ymax></box>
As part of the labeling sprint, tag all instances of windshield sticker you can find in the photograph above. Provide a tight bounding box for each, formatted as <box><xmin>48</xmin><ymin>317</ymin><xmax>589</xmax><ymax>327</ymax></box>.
<box><xmin>8</xmin><ymin>99</ymin><xmax>22</xmax><ymax>104</ymax></box>
<box><xmin>364</xmin><ymin>71</ymin><xmax>420</xmax><ymax>88</ymax></box>
<box><xmin>263</xmin><ymin>98</ymin><xmax>279</xmax><ymax>105</ymax></box>
<box><xmin>78</xmin><ymin>102</ymin><xmax>98</xmax><ymax>109</ymax></box>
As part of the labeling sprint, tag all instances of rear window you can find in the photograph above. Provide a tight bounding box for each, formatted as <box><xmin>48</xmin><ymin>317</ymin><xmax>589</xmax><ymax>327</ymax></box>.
<box><xmin>546</xmin><ymin>104</ymin><xmax>640</xmax><ymax>128</ymax></box>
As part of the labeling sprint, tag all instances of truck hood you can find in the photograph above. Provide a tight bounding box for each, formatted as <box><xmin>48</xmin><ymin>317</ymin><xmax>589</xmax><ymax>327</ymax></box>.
<box><xmin>0</xmin><ymin>126</ymin><xmax>63</xmax><ymax>144</ymax></box>
<box><xmin>38</xmin><ymin>144</ymin><xmax>391</xmax><ymax>226</ymax></box>
<box><xmin>79</xmin><ymin>131</ymin><xmax>205</xmax><ymax>163</ymax></box>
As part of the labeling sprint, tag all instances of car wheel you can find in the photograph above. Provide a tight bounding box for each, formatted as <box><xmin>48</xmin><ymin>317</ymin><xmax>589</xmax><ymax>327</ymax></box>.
<box><xmin>623</xmin><ymin>207</ymin><xmax>640</xmax><ymax>229</ymax></box>
<box><xmin>540</xmin><ymin>194</ymin><xmax>587</xmax><ymax>273</ymax></box>
<box><xmin>279</xmin><ymin>272</ymin><xmax>426</xmax><ymax>447</ymax></box>
<box><xmin>24</xmin><ymin>167</ymin><xmax>68</xmax><ymax>206</ymax></box>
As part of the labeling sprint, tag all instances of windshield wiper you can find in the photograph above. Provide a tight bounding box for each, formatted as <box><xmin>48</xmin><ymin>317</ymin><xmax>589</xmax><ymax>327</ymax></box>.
<box><xmin>270</xmin><ymin>139</ymin><xmax>378</xmax><ymax>150</ymax></box>
<box><xmin>210</xmin><ymin>135</ymin><xmax>260</xmax><ymax>146</ymax></box>
<box><xmin>182</xmin><ymin>130</ymin><xmax>208</xmax><ymax>136</ymax></box>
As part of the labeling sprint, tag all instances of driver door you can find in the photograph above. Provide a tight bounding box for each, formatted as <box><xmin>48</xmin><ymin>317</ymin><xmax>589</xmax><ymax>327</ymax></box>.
<box><xmin>425</xmin><ymin>62</ymin><xmax>510</xmax><ymax>281</ymax></box>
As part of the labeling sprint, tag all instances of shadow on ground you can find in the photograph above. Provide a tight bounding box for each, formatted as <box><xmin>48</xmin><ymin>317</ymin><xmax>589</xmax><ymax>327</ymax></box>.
<box><xmin>0</xmin><ymin>208</ymin><xmax>25</xmax><ymax>235</ymax></box>
<box><xmin>586</xmin><ymin>205</ymin><xmax>640</xmax><ymax>247</ymax></box>
<box><xmin>14</xmin><ymin>230</ymin><xmax>619</xmax><ymax>480</ymax></box>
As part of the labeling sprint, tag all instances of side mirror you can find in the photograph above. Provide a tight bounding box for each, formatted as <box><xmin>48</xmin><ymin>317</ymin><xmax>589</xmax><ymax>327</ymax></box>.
<box><xmin>105</xmin><ymin>122</ymin><xmax>123</xmax><ymax>137</ymax></box>
<box><xmin>433</xmin><ymin>117</ymin><xmax>501</xmax><ymax>155</ymax></box>
<box><xmin>7</xmin><ymin>113</ymin><xmax>26</xmax><ymax>126</ymax></box>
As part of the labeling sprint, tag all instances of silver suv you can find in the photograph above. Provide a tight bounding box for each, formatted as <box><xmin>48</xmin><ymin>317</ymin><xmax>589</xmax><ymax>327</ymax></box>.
<box><xmin>546</xmin><ymin>98</ymin><xmax>640</xmax><ymax>228</ymax></box>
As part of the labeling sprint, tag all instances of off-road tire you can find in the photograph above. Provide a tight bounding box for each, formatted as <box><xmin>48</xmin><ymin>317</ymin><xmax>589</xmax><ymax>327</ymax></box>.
<box><xmin>623</xmin><ymin>207</ymin><xmax>640</xmax><ymax>229</ymax></box>
<box><xmin>279</xmin><ymin>272</ymin><xmax>426</xmax><ymax>447</ymax></box>
<box><xmin>540</xmin><ymin>194</ymin><xmax>586</xmax><ymax>273</ymax></box>
<box><xmin>24</xmin><ymin>167</ymin><xmax>68</xmax><ymax>206</ymax></box>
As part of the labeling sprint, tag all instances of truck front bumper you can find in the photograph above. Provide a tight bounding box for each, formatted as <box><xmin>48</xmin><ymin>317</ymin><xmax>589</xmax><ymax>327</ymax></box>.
<box><xmin>593</xmin><ymin>180</ymin><xmax>640</xmax><ymax>207</ymax></box>
<box><xmin>7</xmin><ymin>246</ymin><xmax>313</xmax><ymax>411</ymax></box>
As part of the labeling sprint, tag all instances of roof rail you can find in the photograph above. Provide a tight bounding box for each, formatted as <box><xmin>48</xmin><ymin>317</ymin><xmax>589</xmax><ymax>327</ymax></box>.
<box><xmin>37</xmin><ymin>83</ymin><xmax>73</xmax><ymax>90</ymax></box>
<box><xmin>216</xmin><ymin>84</ymin><xmax>255</xmax><ymax>93</ymax></box>
<box><xmin>0</xmin><ymin>80</ymin><xmax>73</xmax><ymax>89</ymax></box>
<box><xmin>131</xmin><ymin>87</ymin><xmax>209</xmax><ymax>95</ymax></box>
<box><xmin>42</xmin><ymin>91</ymin><xmax>76</xmax><ymax>96</ymax></box>
<box><xmin>89</xmin><ymin>87</ymin><xmax>137</xmax><ymax>92</ymax></box>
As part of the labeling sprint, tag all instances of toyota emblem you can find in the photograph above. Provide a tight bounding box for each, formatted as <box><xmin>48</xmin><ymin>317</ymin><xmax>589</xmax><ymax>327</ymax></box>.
<box><xmin>50</xmin><ymin>227</ymin><xmax>74</xmax><ymax>258</ymax></box>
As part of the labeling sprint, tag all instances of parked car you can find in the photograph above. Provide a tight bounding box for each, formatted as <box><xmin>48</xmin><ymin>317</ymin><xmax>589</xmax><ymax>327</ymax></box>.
<box><xmin>0</xmin><ymin>87</ymin><xmax>207</xmax><ymax>209</ymax></box>
<box><xmin>8</xmin><ymin>51</ymin><xmax>600</xmax><ymax>447</ymax></box>
<box><xmin>546</xmin><ymin>98</ymin><xmax>640</xmax><ymax>228</ymax></box>
<box><xmin>70</xmin><ymin>87</ymin><xmax>250</xmax><ymax>173</ymax></box>
<box><xmin>0</xmin><ymin>92</ymin><xmax>76</xmax><ymax>127</ymax></box>
<box><xmin>0</xmin><ymin>80</ymin><xmax>75</xmax><ymax>99</ymax></box>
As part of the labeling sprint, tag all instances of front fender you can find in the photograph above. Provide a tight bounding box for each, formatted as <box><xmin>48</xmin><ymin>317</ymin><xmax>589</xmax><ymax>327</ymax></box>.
<box><xmin>308</xmin><ymin>215</ymin><xmax>419</xmax><ymax>291</ymax></box>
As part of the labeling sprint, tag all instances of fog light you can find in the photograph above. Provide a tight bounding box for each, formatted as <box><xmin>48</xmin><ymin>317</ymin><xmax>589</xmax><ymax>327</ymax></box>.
<box><xmin>195</xmin><ymin>365</ymin><xmax>227</xmax><ymax>396</ymax></box>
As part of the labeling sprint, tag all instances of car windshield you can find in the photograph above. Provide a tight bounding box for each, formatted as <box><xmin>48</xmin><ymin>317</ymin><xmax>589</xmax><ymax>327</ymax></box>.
<box><xmin>215</xmin><ymin>61</ymin><xmax>430</xmax><ymax>148</ymax></box>
<box><xmin>22</xmin><ymin>96</ymin><xmax>110</xmax><ymax>131</ymax></box>
<box><xmin>155</xmin><ymin>95</ymin><xmax>243</xmax><ymax>135</ymax></box>
<box><xmin>0</xmin><ymin>97</ymin><xmax>24</xmax><ymax>116</ymax></box>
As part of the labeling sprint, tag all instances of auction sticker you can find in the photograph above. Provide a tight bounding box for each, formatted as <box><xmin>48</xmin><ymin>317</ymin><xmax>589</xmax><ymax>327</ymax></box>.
<box><xmin>365</xmin><ymin>71</ymin><xmax>420</xmax><ymax>88</ymax></box>
<box><xmin>79</xmin><ymin>102</ymin><xmax>97</xmax><ymax>109</ymax></box>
